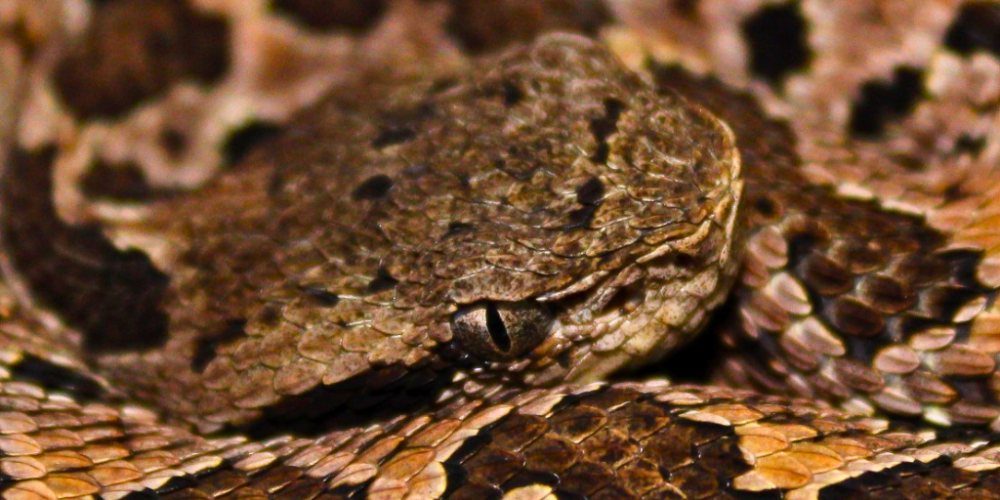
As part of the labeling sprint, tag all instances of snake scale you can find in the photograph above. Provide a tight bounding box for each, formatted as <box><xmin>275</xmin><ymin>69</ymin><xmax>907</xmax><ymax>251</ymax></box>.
<box><xmin>2</xmin><ymin>1</ymin><xmax>1000</xmax><ymax>499</ymax></box>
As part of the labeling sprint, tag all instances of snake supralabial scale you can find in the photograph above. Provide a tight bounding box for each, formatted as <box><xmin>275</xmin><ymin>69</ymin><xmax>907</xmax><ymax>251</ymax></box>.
<box><xmin>3</xmin><ymin>1</ymin><xmax>1000</xmax><ymax>500</ymax></box>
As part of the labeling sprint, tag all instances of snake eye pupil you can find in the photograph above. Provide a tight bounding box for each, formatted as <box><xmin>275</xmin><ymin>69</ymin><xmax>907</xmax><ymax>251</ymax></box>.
<box><xmin>451</xmin><ymin>300</ymin><xmax>552</xmax><ymax>361</ymax></box>
<box><xmin>485</xmin><ymin>303</ymin><xmax>512</xmax><ymax>352</ymax></box>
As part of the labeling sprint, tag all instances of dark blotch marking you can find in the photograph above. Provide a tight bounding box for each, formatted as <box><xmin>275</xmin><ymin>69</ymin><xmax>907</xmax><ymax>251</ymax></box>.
<box><xmin>941</xmin><ymin>248</ymin><xmax>987</xmax><ymax>288</ymax></box>
<box><xmin>301</xmin><ymin>286</ymin><xmax>340</xmax><ymax>307</ymax></box>
<box><xmin>352</xmin><ymin>174</ymin><xmax>394</xmax><ymax>201</ymax></box>
<box><xmin>372</xmin><ymin>126</ymin><xmax>417</xmax><ymax>149</ymax></box>
<box><xmin>223</xmin><ymin>121</ymin><xmax>283</xmax><ymax>167</ymax></box>
<box><xmin>849</xmin><ymin>67</ymin><xmax>924</xmax><ymax>138</ymax></box>
<box><xmin>753</xmin><ymin>195</ymin><xmax>778</xmax><ymax>218</ymax></box>
<box><xmin>742</xmin><ymin>2</ymin><xmax>812</xmax><ymax>87</ymax></box>
<box><xmin>160</xmin><ymin>128</ymin><xmax>187</xmax><ymax>158</ymax></box>
<box><xmin>443</xmin><ymin>221</ymin><xmax>474</xmax><ymax>240</ymax></box>
<box><xmin>953</xmin><ymin>134</ymin><xmax>986</xmax><ymax>157</ymax></box>
<box><xmin>944</xmin><ymin>2</ymin><xmax>1000</xmax><ymax>57</ymax></box>
<box><xmin>446</xmin><ymin>0</ymin><xmax>611</xmax><ymax>54</ymax></box>
<box><xmin>565</xmin><ymin>205</ymin><xmax>599</xmax><ymax>230</ymax></box>
<box><xmin>116</xmin><ymin>489</ymin><xmax>160</xmax><ymax>500</ymax></box>
<box><xmin>10</xmin><ymin>354</ymin><xmax>107</xmax><ymax>401</ymax></box>
<box><xmin>54</xmin><ymin>0</ymin><xmax>230</xmax><ymax>119</ymax></box>
<box><xmin>674</xmin><ymin>0</ymin><xmax>700</xmax><ymax>17</ymax></box>
<box><xmin>2</xmin><ymin>148</ymin><xmax>170</xmax><ymax>353</ymax></box>
<box><xmin>269</xmin><ymin>0</ymin><xmax>387</xmax><ymax>33</ymax></box>
<box><xmin>785</xmin><ymin>227</ymin><xmax>827</xmax><ymax>269</ymax></box>
<box><xmin>367</xmin><ymin>267</ymin><xmax>399</xmax><ymax>294</ymax></box>
<box><xmin>257</xmin><ymin>303</ymin><xmax>283</xmax><ymax>327</ymax></box>
<box><xmin>191</xmin><ymin>319</ymin><xmax>247</xmax><ymax>374</ymax></box>
<box><xmin>81</xmin><ymin>159</ymin><xmax>153</xmax><ymax>202</ymax></box>
<box><xmin>575</xmin><ymin>176</ymin><xmax>605</xmax><ymax>206</ymax></box>
<box><xmin>502</xmin><ymin>80</ymin><xmax>524</xmax><ymax>107</ymax></box>
<box><xmin>590</xmin><ymin>98</ymin><xmax>626</xmax><ymax>164</ymax></box>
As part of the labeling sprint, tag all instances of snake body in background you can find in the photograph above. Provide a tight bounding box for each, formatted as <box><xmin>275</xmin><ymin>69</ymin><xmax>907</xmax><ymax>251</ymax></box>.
<box><xmin>3</xmin><ymin>1</ymin><xmax>1000</xmax><ymax>499</ymax></box>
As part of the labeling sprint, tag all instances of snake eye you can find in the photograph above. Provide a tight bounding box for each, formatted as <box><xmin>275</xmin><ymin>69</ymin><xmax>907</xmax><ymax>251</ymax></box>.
<box><xmin>451</xmin><ymin>301</ymin><xmax>553</xmax><ymax>361</ymax></box>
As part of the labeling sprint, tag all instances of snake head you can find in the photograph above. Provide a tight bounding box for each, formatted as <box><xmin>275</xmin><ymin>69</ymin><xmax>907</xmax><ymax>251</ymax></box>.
<box><xmin>43</xmin><ymin>34</ymin><xmax>743</xmax><ymax>430</ymax></box>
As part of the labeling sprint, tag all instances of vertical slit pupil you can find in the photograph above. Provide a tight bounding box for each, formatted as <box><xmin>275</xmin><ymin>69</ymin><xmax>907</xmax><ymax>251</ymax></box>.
<box><xmin>485</xmin><ymin>303</ymin><xmax>511</xmax><ymax>352</ymax></box>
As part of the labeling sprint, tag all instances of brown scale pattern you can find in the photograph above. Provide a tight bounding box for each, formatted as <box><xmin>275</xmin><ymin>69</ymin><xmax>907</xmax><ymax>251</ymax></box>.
<box><xmin>5</xmin><ymin>1</ymin><xmax>1000</xmax><ymax>499</ymax></box>
<box><xmin>2</xmin><ymin>352</ymin><xmax>1000</xmax><ymax>500</ymax></box>
<box><xmin>53</xmin><ymin>0</ymin><xmax>230</xmax><ymax>120</ymax></box>
<box><xmin>20</xmin><ymin>37</ymin><xmax>742</xmax><ymax>431</ymax></box>
<box><xmin>646</xmin><ymin>65</ymin><xmax>1000</xmax><ymax>428</ymax></box>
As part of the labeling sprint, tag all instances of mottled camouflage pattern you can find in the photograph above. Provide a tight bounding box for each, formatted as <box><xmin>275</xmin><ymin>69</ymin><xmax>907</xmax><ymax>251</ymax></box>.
<box><xmin>2</xmin><ymin>1</ymin><xmax>1000</xmax><ymax>499</ymax></box>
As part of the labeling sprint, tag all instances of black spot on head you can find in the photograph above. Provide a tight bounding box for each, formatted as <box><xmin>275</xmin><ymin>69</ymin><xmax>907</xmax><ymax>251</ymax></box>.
<box><xmin>301</xmin><ymin>286</ymin><xmax>340</xmax><ymax>307</ymax></box>
<box><xmin>502</xmin><ymin>80</ymin><xmax>524</xmax><ymax>107</ymax></box>
<box><xmin>372</xmin><ymin>127</ymin><xmax>417</xmax><ymax>149</ymax></box>
<box><xmin>191</xmin><ymin>319</ymin><xmax>247</xmax><ymax>374</ymax></box>
<box><xmin>591</xmin><ymin>99</ymin><xmax>626</xmax><ymax>143</ymax></box>
<box><xmin>367</xmin><ymin>267</ymin><xmax>398</xmax><ymax>294</ymax></box>
<box><xmin>565</xmin><ymin>205</ymin><xmax>599</xmax><ymax>230</ymax></box>
<box><xmin>257</xmin><ymin>303</ymin><xmax>283</xmax><ymax>327</ymax></box>
<box><xmin>590</xmin><ymin>98</ymin><xmax>626</xmax><ymax>164</ymax></box>
<box><xmin>10</xmin><ymin>355</ymin><xmax>107</xmax><ymax>402</ymax></box>
<box><xmin>223</xmin><ymin>121</ymin><xmax>282</xmax><ymax>167</ymax></box>
<box><xmin>443</xmin><ymin>222</ymin><xmax>474</xmax><ymax>240</ymax></box>
<box><xmin>352</xmin><ymin>174</ymin><xmax>394</xmax><ymax>200</ymax></box>
<box><xmin>575</xmin><ymin>176</ymin><xmax>605</xmax><ymax>206</ymax></box>
<box><xmin>81</xmin><ymin>159</ymin><xmax>153</xmax><ymax>202</ymax></box>
<box><xmin>849</xmin><ymin>67</ymin><xmax>924</xmax><ymax>138</ymax></box>
<box><xmin>944</xmin><ymin>2</ymin><xmax>1000</xmax><ymax>57</ymax></box>
<box><xmin>269</xmin><ymin>0</ymin><xmax>387</xmax><ymax>33</ymax></box>
<box><xmin>742</xmin><ymin>2</ymin><xmax>812</xmax><ymax>87</ymax></box>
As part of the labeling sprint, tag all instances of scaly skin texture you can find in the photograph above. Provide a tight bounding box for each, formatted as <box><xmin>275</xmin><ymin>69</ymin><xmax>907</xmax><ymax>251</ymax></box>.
<box><xmin>6</xmin><ymin>37</ymin><xmax>742</xmax><ymax>432</ymax></box>
<box><xmin>1</xmin><ymin>1</ymin><xmax>1000</xmax><ymax>500</ymax></box>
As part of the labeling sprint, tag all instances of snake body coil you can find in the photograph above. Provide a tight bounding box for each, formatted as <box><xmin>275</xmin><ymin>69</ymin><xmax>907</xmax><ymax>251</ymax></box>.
<box><xmin>2</xmin><ymin>2</ymin><xmax>1000</xmax><ymax>499</ymax></box>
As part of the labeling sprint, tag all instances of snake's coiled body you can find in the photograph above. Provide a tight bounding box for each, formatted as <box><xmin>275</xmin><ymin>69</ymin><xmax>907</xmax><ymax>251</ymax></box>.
<box><xmin>2</xmin><ymin>1</ymin><xmax>1000</xmax><ymax>499</ymax></box>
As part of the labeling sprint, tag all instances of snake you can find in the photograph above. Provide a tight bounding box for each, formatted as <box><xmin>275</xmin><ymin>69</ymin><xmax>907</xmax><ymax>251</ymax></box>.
<box><xmin>1</xmin><ymin>1</ymin><xmax>1000</xmax><ymax>499</ymax></box>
